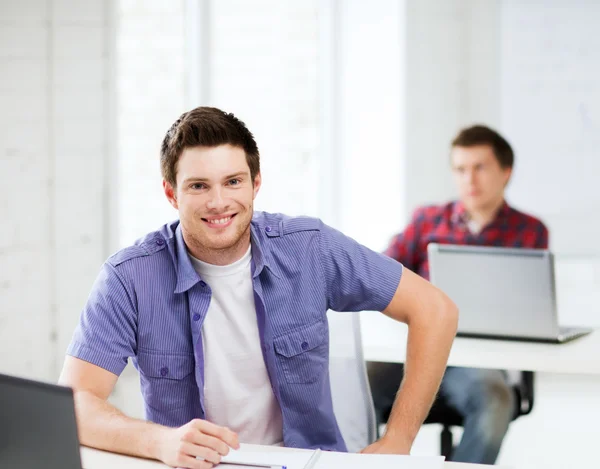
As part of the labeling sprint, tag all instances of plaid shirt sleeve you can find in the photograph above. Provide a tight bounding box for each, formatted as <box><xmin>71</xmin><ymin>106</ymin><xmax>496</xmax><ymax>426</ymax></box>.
<box><xmin>384</xmin><ymin>208</ymin><xmax>424</xmax><ymax>271</ymax></box>
<box><xmin>536</xmin><ymin>221</ymin><xmax>549</xmax><ymax>249</ymax></box>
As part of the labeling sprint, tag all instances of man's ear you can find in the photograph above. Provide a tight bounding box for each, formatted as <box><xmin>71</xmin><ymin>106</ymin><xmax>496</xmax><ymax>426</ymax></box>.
<box><xmin>252</xmin><ymin>173</ymin><xmax>262</xmax><ymax>199</ymax></box>
<box><xmin>163</xmin><ymin>180</ymin><xmax>179</xmax><ymax>210</ymax></box>
<box><xmin>503</xmin><ymin>167</ymin><xmax>513</xmax><ymax>187</ymax></box>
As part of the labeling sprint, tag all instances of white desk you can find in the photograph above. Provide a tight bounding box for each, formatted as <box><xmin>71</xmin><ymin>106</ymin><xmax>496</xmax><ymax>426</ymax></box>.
<box><xmin>360</xmin><ymin>313</ymin><xmax>600</xmax><ymax>469</ymax></box>
<box><xmin>361</xmin><ymin>313</ymin><xmax>600</xmax><ymax>375</ymax></box>
<box><xmin>80</xmin><ymin>445</ymin><xmax>510</xmax><ymax>469</ymax></box>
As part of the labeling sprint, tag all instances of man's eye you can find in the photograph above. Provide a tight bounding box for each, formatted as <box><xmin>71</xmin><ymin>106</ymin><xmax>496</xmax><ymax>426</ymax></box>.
<box><xmin>191</xmin><ymin>183</ymin><xmax>205</xmax><ymax>190</ymax></box>
<box><xmin>228</xmin><ymin>179</ymin><xmax>240</xmax><ymax>185</ymax></box>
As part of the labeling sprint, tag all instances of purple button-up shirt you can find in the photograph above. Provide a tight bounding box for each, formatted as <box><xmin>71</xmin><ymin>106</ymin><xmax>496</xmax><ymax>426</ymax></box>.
<box><xmin>68</xmin><ymin>211</ymin><xmax>403</xmax><ymax>451</ymax></box>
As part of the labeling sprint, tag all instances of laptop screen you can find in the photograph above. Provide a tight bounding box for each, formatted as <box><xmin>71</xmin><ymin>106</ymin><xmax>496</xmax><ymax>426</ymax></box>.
<box><xmin>0</xmin><ymin>373</ymin><xmax>82</xmax><ymax>469</ymax></box>
<box><xmin>427</xmin><ymin>244</ymin><xmax>559</xmax><ymax>340</ymax></box>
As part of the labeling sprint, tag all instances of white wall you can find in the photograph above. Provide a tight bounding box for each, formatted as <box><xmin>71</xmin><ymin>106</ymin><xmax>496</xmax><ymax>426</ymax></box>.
<box><xmin>404</xmin><ymin>0</ymin><xmax>501</xmax><ymax>213</ymax></box>
<box><xmin>0</xmin><ymin>0</ymin><xmax>112</xmax><ymax>381</ymax></box>
<box><xmin>501</xmin><ymin>0</ymin><xmax>600</xmax><ymax>257</ymax></box>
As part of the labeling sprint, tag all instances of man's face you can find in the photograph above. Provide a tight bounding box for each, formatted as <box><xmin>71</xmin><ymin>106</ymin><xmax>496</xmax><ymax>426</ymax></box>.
<box><xmin>164</xmin><ymin>144</ymin><xmax>261</xmax><ymax>254</ymax></box>
<box><xmin>450</xmin><ymin>145</ymin><xmax>512</xmax><ymax>212</ymax></box>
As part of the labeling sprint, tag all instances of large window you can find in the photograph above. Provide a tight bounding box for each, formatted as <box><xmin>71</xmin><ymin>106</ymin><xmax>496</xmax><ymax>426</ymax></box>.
<box><xmin>116</xmin><ymin>0</ymin><xmax>187</xmax><ymax>248</ymax></box>
<box><xmin>208</xmin><ymin>0</ymin><xmax>321</xmax><ymax>218</ymax></box>
<box><xmin>116</xmin><ymin>0</ymin><xmax>321</xmax><ymax>249</ymax></box>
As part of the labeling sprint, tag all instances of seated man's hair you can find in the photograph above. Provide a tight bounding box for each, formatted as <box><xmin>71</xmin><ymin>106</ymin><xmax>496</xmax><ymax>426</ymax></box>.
<box><xmin>452</xmin><ymin>125</ymin><xmax>514</xmax><ymax>169</ymax></box>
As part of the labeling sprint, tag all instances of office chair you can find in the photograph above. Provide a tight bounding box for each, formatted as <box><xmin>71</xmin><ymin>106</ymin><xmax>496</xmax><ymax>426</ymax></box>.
<box><xmin>382</xmin><ymin>370</ymin><xmax>535</xmax><ymax>458</ymax></box>
<box><xmin>327</xmin><ymin>311</ymin><xmax>377</xmax><ymax>452</ymax></box>
<box><xmin>328</xmin><ymin>312</ymin><xmax>536</xmax><ymax>457</ymax></box>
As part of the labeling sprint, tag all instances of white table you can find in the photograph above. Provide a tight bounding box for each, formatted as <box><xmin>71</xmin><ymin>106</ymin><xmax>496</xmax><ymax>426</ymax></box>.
<box><xmin>360</xmin><ymin>313</ymin><xmax>600</xmax><ymax>469</ymax></box>
<box><xmin>80</xmin><ymin>444</ymin><xmax>510</xmax><ymax>469</ymax></box>
<box><xmin>361</xmin><ymin>313</ymin><xmax>600</xmax><ymax>375</ymax></box>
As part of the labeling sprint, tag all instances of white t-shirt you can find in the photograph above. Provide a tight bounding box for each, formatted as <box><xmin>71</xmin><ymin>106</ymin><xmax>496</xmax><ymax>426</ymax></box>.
<box><xmin>189</xmin><ymin>247</ymin><xmax>283</xmax><ymax>445</ymax></box>
<box><xmin>467</xmin><ymin>219</ymin><xmax>483</xmax><ymax>235</ymax></box>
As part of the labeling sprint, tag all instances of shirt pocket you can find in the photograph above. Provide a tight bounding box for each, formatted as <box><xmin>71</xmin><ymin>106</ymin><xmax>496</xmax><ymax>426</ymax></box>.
<box><xmin>136</xmin><ymin>352</ymin><xmax>196</xmax><ymax>413</ymax></box>
<box><xmin>273</xmin><ymin>320</ymin><xmax>328</xmax><ymax>384</ymax></box>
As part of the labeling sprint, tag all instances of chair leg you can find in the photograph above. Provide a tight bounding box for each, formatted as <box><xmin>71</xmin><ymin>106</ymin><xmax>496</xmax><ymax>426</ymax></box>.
<box><xmin>440</xmin><ymin>425</ymin><xmax>453</xmax><ymax>459</ymax></box>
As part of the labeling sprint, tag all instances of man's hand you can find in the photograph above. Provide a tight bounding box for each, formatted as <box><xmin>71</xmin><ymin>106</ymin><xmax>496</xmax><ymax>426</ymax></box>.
<box><xmin>157</xmin><ymin>419</ymin><xmax>240</xmax><ymax>469</ymax></box>
<box><xmin>360</xmin><ymin>434</ymin><xmax>411</xmax><ymax>455</ymax></box>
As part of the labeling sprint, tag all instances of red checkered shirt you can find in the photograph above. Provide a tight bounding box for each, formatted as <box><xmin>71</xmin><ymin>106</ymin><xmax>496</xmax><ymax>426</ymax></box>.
<box><xmin>385</xmin><ymin>200</ymin><xmax>549</xmax><ymax>280</ymax></box>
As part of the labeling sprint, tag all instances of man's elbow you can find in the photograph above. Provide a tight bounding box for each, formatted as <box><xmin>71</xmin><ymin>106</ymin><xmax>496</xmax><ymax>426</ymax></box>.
<box><xmin>435</xmin><ymin>290</ymin><xmax>459</xmax><ymax>336</ymax></box>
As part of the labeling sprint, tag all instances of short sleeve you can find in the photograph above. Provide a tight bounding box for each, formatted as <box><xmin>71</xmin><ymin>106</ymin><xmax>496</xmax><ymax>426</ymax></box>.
<box><xmin>66</xmin><ymin>263</ymin><xmax>138</xmax><ymax>375</ymax></box>
<box><xmin>319</xmin><ymin>223</ymin><xmax>403</xmax><ymax>313</ymax></box>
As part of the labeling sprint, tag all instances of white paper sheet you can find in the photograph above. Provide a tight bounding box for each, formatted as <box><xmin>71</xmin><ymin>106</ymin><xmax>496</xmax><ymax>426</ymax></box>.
<box><xmin>217</xmin><ymin>447</ymin><xmax>445</xmax><ymax>469</ymax></box>
<box><xmin>218</xmin><ymin>447</ymin><xmax>314</xmax><ymax>469</ymax></box>
<box><xmin>315</xmin><ymin>451</ymin><xmax>445</xmax><ymax>469</ymax></box>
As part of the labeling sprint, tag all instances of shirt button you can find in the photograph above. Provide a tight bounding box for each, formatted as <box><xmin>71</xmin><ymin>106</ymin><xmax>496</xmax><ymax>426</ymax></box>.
<box><xmin>156</xmin><ymin>239</ymin><xmax>164</xmax><ymax>246</ymax></box>
<box><xmin>199</xmin><ymin>280</ymin><xmax>207</xmax><ymax>287</ymax></box>
<box><xmin>265</xmin><ymin>226</ymin><xmax>272</xmax><ymax>233</ymax></box>
<box><xmin>193</xmin><ymin>313</ymin><xmax>201</xmax><ymax>322</ymax></box>
<box><xmin>160</xmin><ymin>367</ymin><xmax>169</xmax><ymax>377</ymax></box>
<box><xmin>301</xmin><ymin>341</ymin><xmax>309</xmax><ymax>351</ymax></box>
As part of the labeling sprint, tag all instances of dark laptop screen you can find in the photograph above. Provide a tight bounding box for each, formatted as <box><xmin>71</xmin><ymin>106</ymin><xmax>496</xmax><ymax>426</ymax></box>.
<box><xmin>0</xmin><ymin>373</ymin><xmax>82</xmax><ymax>469</ymax></box>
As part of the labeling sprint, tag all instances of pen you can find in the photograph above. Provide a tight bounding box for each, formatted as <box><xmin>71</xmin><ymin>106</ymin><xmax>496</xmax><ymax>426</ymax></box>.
<box><xmin>302</xmin><ymin>448</ymin><xmax>321</xmax><ymax>469</ymax></box>
<box><xmin>218</xmin><ymin>461</ymin><xmax>286</xmax><ymax>469</ymax></box>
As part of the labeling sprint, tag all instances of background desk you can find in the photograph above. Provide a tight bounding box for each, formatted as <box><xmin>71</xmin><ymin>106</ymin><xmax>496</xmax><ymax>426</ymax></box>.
<box><xmin>361</xmin><ymin>313</ymin><xmax>600</xmax><ymax>375</ymax></box>
<box><xmin>81</xmin><ymin>444</ymin><xmax>511</xmax><ymax>469</ymax></box>
<box><xmin>361</xmin><ymin>313</ymin><xmax>600</xmax><ymax>469</ymax></box>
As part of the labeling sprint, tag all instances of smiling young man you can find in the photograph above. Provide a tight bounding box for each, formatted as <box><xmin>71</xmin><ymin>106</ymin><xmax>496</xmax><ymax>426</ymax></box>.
<box><xmin>59</xmin><ymin>107</ymin><xmax>458</xmax><ymax>469</ymax></box>
<box><xmin>368</xmin><ymin>125</ymin><xmax>549</xmax><ymax>465</ymax></box>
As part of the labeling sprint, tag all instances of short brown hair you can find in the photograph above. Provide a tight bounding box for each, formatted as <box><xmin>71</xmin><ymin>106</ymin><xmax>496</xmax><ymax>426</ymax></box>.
<box><xmin>451</xmin><ymin>125</ymin><xmax>514</xmax><ymax>169</ymax></box>
<box><xmin>160</xmin><ymin>106</ymin><xmax>260</xmax><ymax>187</ymax></box>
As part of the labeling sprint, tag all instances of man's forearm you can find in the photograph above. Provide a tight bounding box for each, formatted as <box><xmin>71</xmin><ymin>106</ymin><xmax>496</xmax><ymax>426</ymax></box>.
<box><xmin>384</xmin><ymin>309</ymin><xmax>457</xmax><ymax>446</ymax></box>
<box><xmin>74</xmin><ymin>390</ymin><xmax>167</xmax><ymax>459</ymax></box>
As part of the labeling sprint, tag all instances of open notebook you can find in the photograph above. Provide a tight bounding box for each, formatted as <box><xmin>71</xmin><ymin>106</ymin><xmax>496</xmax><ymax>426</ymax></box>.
<box><xmin>218</xmin><ymin>446</ymin><xmax>445</xmax><ymax>469</ymax></box>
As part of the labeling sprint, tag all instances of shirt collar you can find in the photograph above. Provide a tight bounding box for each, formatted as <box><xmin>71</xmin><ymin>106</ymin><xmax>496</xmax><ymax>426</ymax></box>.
<box><xmin>451</xmin><ymin>200</ymin><xmax>510</xmax><ymax>227</ymax></box>
<box><xmin>173</xmin><ymin>219</ymin><xmax>281</xmax><ymax>294</ymax></box>
<box><xmin>450</xmin><ymin>200</ymin><xmax>468</xmax><ymax>225</ymax></box>
<box><xmin>173</xmin><ymin>223</ymin><xmax>201</xmax><ymax>294</ymax></box>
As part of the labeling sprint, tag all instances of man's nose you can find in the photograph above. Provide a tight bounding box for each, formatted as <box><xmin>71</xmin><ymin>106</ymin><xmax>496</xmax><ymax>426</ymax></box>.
<box><xmin>206</xmin><ymin>187</ymin><xmax>226</xmax><ymax>210</ymax></box>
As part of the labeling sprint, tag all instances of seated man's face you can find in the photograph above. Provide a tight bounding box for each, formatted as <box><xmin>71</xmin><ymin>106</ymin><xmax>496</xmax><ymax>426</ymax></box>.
<box><xmin>169</xmin><ymin>144</ymin><xmax>261</xmax><ymax>252</ymax></box>
<box><xmin>450</xmin><ymin>144</ymin><xmax>512</xmax><ymax>212</ymax></box>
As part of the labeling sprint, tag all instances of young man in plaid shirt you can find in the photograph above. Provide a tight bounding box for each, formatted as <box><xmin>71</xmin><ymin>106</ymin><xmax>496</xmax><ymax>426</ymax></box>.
<box><xmin>368</xmin><ymin>125</ymin><xmax>548</xmax><ymax>464</ymax></box>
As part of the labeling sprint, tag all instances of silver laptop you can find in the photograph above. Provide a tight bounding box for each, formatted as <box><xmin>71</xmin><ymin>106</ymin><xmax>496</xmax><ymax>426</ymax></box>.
<box><xmin>427</xmin><ymin>243</ymin><xmax>593</xmax><ymax>343</ymax></box>
<box><xmin>0</xmin><ymin>373</ymin><xmax>82</xmax><ymax>469</ymax></box>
